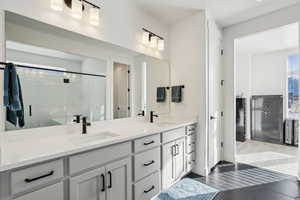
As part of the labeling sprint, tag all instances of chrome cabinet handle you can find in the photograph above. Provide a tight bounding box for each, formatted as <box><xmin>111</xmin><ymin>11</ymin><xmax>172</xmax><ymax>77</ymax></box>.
<box><xmin>144</xmin><ymin>160</ymin><xmax>155</xmax><ymax>167</ymax></box>
<box><xmin>144</xmin><ymin>186</ymin><xmax>155</xmax><ymax>193</ymax></box>
<box><xmin>24</xmin><ymin>170</ymin><xmax>54</xmax><ymax>183</ymax></box>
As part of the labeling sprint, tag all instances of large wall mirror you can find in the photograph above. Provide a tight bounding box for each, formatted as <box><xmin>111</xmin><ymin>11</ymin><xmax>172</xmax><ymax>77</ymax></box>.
<box><xmin>3</xmin><ymin>11</ymin><xmax>170</xmax><ymax>131</ymax></box>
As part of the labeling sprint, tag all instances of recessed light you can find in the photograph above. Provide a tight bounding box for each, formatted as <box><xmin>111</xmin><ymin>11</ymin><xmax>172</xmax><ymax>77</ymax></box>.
<box><xmin>256</xmin><ymin>0</ymin><xmax>263</xmax><ymax>2</ymax></box>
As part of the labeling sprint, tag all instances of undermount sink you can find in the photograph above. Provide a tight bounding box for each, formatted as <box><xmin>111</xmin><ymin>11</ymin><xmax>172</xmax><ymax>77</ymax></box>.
<box><xmin>70</xmin><ymin>132</ymin><xmax>119</xmax><ymax>144</ymax></box>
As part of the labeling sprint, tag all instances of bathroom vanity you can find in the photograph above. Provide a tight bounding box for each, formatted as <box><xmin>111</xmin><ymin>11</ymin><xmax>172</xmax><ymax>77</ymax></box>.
<box><xmin>0</xmin><ymin>118</ymin><xmax>197</xmax><ymax>200</ymax></box>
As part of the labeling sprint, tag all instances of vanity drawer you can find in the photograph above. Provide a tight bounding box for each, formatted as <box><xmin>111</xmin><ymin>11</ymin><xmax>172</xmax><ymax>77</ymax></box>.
<box><xmin>14</xmin><ymin>182</ymin><xmax>64</xmax><ymax>200</ymax></box>
<box><xmin>134</xmin><ymin>134</ymin><xmax>160</xmax><ymax>153</ymax></box>
<box><xmin>134</xmin><ymin>171</ymin><xmax>160</xmax><ymax>200</ymax></box>
<box><xmin>162</xmin><ymin>127</ymin><xmax>185</xmax><ymax>144</ymax></box>
<box><xmin>186</xmin><ymin>134</ymin><xmax>196</xmax><ymax>154</ymax></box>
<box><xmin>11</xmin><ymin>159</ymin><xmax>64</xmax><ymax>195</ymax></box>
<box><xmin>186</xmin><ymin>153</ymin><xmax>196</xmax><ymax>172</ymax></box>
<box><xmin>134</xmin><ymin>147</ymin><xmax>160</xmax><ymax>181</ymax></box>
<box><xmin>186</xmin><ymin>124</ymin><xmax>197</xmax><ymax>135</ymax></box>
<box><xmin>69</xmin><ymin>142</ymin><xmax>131</xmax><ymax>174</ymax></box>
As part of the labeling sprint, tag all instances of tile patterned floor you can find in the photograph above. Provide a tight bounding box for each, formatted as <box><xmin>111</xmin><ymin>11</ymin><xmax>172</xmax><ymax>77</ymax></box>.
<box><xmin>187</xmin><ymin>163</ymin><xmax>300</xmax><ymax>200</ymax></box>
<box><xmin>236</xmin><ymin>140</ymin><xmax>298</xmax><ymax>176</ymax></box>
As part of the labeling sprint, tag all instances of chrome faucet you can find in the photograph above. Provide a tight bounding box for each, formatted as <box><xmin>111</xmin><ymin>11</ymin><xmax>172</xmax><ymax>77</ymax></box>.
<box><xmin>150</xmin><ymin>111</ymin><xmax>158</xmax><ymax>123</ymax></box>
<box><xmin>82</xmin><ymin>116</ymin><xmax>91</xmax><ymax>134</ymax></box>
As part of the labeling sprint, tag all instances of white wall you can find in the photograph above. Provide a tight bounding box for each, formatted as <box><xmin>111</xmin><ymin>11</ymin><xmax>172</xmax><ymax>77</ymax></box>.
<box><xmin>223</xmin><ymin>3</ymin><xmax>300</xmax><ymax>165</ymax></box>
<box><xmin>169</xmin><ymin>11</ymin><xmax>208</xmax><ymax>175</ymax></box>
<box><xmin>0</xmin><ymin>0</ymin><xmax>169</xmax><ymax>60</ymax></box>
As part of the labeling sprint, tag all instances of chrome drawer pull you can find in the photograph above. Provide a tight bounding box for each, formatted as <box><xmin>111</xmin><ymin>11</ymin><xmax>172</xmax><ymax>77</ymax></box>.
<box><xmin>143</xmin><ymin>141</ymin><xmax>155</xmax><ymax>146</ymax></box>
<box><xmin>24</xmin><ymin>170</ymin><xmax>54</xmax><ymax>183</ymax></box>
<box><xmin>144</xmin><ymin>185</ymin><xmax>155</xmax><ymax>193</ymax></box>
<box><xmin>144</xmin><ymin>160</ymin><xmax>155</xmax><ymax>166</ymax></box>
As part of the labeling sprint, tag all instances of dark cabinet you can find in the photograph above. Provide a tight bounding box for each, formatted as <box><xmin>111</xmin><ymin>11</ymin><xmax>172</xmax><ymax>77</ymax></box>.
<box><xmin>236</xmin><ymin>98</ymin><xmax>246</xmax><ymax>142</ymax></box>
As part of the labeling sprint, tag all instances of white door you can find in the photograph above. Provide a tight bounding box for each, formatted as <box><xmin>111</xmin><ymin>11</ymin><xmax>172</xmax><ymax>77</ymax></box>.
<box><xmin>162</xmin><ymin>142</ymin><xmax>175</xmax><ymax>190</ymax></box>
<box><xmin>174</xmin><ymin>138</ymin><xmax>185</xmax><ymax>180</ymax></box>
<box><xmin>69</xmin><ymin>167</ymin><xmax>106</xmax><ymax>200</ymax></box>
<box><xmin>113</xmin><ymin>64</ymin><xmax>129</xmax><ymax>119</ymax></box>
<box><xmin>208</xmin><ymin>20</ymin><xmax>223</xmax><ymax>170</ymax></box>
<box><xmin>106</xmin><ymin>158</ymin><xmax>131</xmax><ymax>200</ymax></box>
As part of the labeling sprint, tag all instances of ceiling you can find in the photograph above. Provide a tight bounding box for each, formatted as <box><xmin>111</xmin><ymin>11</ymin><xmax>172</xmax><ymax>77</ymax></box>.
<box><xmin>135</xmin><ymin>0</ymin><xmax>300</xmax><ymax>27</ymax></box>
<box><xmin>236</xmin><ymin>23</ymin><xmax>298</xmax><ymax>55</ymax></box>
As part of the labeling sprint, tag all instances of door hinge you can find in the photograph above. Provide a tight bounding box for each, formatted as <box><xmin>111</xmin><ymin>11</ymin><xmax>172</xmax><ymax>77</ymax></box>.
<box><xmin>221</xmin><ymin>111</ymin><xmax>224</xmax><ymax>117</ymax></box>
<box><xmin>221</xmin><ymin>80</ymin><xmax>225</xmax><ymax>86</ymax></box>
<box><xmin>128</xmin><ymin>88</ymin><xmax>130</xmax><ymax>92</ymax></box>
<box><xmin>221</xmin><ymin>49</ymin><xmax>224</xmax><ymax>55</ymax></box>
<box><xmin>128</xmin><ymin>70</ymin><xmax>130</xmax><ymax>74</ymax></box>
<box><xmin>221</xmin><ymin>142</ymin><xmax>224</xmax><ymax>148</ymax></box>
<box><xmin>128</xmin><ymin>106</ymin><xmax>131</xmax><ymax>110</ymax></box>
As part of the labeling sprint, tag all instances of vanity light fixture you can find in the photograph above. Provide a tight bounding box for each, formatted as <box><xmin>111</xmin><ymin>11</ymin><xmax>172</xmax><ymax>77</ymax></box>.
<box><xmin>71</xmin><ymin>0</ymin><xmax>83</xmax><ymax>19</ymax></box>
<box><xmin>89</xmin><ymin>7</ymin><xmax>100</xmax><ymax>26</ymax></box>
<box><xmin>157</xmin><ymin>39</ymin><xmax>165</xmax><ymax>51</ymax></box>
<box><xmin>51</xmin><ymin>0</ymin><xmax>101</xmax><ymax>26</ymax></box>
<box><xmin>150</xmin><ymin>36</ymin><xmax>158</xmax><ymax>48</ymax></box>
<box><xmin>142</xmin><ymin>32</ymin><xmax>150</xmax><ymax>45</ymax></box>
<box><xmin>142</xmin><ymin>28</ymin><xmax>165</xmax><ymax>51</ymax></box>
<box><xmin>51</xmin><ymin>0</ymin><xmax>63</xmax><ymax>11</ymax></box>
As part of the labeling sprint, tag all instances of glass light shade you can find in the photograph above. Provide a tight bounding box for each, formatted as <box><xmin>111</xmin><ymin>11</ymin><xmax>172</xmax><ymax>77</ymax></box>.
<box><xmin>72</xmin><ymin>0</ymin><xmax>83</xmax><ymax>19</ymax></box>
<box><xmin>51</xmin><ymin>0</ymin><xmax>63</xmax><ymax>11</ymax></box>
<box><xmin>150</xmin><ymin>36</ymin><xmax>158</xmax><ymax>48</ymax></box>
<box><xmin>158</xmin><ymin>39</ymin><xmax>165</xmax><ymax>51</ymax></box>
<box><xmin>142</xmin><ymin>32</ymin><xmax>150</xmax><ymax>45</ymax></box>
<box><xmin>89</xmin><ymin>7</ymin><xmax>100</xmax><ymax>26</ymax></box>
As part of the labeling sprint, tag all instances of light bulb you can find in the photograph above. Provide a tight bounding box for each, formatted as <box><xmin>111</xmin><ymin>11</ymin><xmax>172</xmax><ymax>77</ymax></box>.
<box><xmin>89</xmin><ymin>7</ymin><xmax>100</xmax><ymax>26</ymax></box>
<box><xmin>158</xmin><ymin>39</ymin><xmax>165</xmax><ymax>51</ymax></box>
<box><xmin>142</xmin><ymin>32</ymin><xmax>150</xmax><ymax>45</ymax></box>
<box><xmin>72</xmin><ymin>0</ymin><xmax>83</xmax><ymax>19</ymax></box>
<box><xmin>51</xmin><ymin>0</ymin><xmax>63</xmax><ymax>11</ymax></box>
<box><xmin>150</xmin><ymin>36</ymin><xmax>158</xmax><ymax>48</ymax></box>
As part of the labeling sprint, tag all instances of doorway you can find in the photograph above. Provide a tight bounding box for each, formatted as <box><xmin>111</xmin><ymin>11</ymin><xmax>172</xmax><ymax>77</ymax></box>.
<box><xmin>208</xmin><ymin>21</ymin><xmax>223</xmax><ymax>170</ymax></box>
<box><xmin>234</xmin><ymin>23</ymin><xmax>299</xmax><ymax>176</ymax></box>
<box><xmin>113</xmin><ymin>62</ymin><xmax>130</xmax><ymax>119</ymax></box>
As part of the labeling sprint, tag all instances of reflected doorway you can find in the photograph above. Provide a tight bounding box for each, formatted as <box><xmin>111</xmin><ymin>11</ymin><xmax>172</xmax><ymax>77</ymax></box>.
<box><xmin>113</xmin><ymin>62</ymin><xmax>130</xmax><ymax>119</ymax></box>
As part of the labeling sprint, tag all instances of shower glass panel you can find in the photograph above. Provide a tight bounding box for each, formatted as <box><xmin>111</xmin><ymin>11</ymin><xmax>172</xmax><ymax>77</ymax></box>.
<box><xmin>5</xmin><ymin>67</ymin><xmax>106</xmax><ymax>131</ymax></box>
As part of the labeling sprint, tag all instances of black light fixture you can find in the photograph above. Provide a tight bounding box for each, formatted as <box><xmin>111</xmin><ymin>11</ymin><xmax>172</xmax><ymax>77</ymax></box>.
<box><xmin>142</xmin><ymin>28</ymin><xmax>165</xmax><ymax>51</ymax></box>
<box><xmin>51</xmin><ymin>0</ymin><xmax>101</xmax><ymax>26</ymax></box>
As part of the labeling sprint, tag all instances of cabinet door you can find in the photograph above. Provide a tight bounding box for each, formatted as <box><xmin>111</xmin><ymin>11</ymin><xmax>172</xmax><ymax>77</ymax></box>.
<box><xmin>174</xmin><ymin>138</ymin><xmax>185</xmax><ymax>180</ymax></box>
<box><xmin>70</xmin><ymin>167</ymin><xmax>105</xmax><ymax>200</ymax></box>
<box><xmin>106</xmin><ymin>158</ymin><xmax>131</xmax><ymax>200</ymax></box>
<box><xmin>162</xmin><ymin>142</ymin><xmax>175</xmax><ymax>190</ymax></box>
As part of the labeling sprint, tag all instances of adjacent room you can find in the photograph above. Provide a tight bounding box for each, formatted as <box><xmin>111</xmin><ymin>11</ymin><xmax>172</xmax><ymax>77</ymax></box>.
<box><xmin>235</xmin><ymin>23</ymin><xmax>299</xmax><ymax>176</ymax></box>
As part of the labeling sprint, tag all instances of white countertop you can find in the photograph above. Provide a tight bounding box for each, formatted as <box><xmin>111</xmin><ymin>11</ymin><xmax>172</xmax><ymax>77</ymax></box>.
<box><xmin>0</xmin><ymin>117</ymin><xmax>197</xmax><ymax>172</ymax></box>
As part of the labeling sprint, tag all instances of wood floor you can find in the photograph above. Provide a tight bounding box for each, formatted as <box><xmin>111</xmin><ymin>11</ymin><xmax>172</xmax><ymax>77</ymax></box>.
<box><xmin>187</xmin><ymin>163</ymin><xmax>300</xmax><ymax>200</ymax></box>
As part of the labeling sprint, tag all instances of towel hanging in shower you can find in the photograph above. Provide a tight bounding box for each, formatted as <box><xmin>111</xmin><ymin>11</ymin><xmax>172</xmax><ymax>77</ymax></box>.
<box><xmin>4</xmin><ymin>63</ymin><xmax>25</xmax><ymax>127</ymax></box>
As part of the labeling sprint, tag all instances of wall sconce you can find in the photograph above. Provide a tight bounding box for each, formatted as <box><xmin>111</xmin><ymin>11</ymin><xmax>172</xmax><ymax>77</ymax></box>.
<box><xmin>71</xmin><ymin>0</ymin><xmax>83</xmax><ymax>19</ymax></box>
<box><xmin>51</xmin><ymin>0</ymin><xmax>101</xmax><ymax>26</ymax></box>
<box><xmin>142</xmin><ymin>28</ymin><xmax>165</xmax><ymax>51</ymax></box>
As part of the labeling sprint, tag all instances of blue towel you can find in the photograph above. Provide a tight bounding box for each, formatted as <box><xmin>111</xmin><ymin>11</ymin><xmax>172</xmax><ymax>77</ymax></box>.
<box><xmin>157</xmin><ymin>87</ymin><xmax>166</xmax><ymax>102</ymax></box>
<box><xmin>4</xmin><ymin>63</ymin><xmax>25</xmax><ymax>127</ymax></box>
<box><xmin>156</xmin><ymin>178</ymin><xmax>218</xmax><ymax>200</ymax></box>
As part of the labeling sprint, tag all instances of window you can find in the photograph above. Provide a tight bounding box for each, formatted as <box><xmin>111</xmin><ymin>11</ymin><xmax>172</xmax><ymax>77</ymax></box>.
<box><xmin>287</xmin><ymin>54</ymin><xmax>299</xmax><ymax>114</ymax></box>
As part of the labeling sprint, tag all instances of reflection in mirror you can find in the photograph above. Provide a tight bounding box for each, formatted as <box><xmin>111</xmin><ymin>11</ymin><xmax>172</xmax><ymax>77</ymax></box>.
<box><xmin>5</xmin><ymin>41</ymin><xmax>107</xmax><ymax>131</ymax></box>
<box><xmin>113</xmin><ymin>62</ymin><xmax>130</xmax><ymax>119</ymax></box>
<box><xmin>134</xmin><ymin>55</ymin><xmax>171</xmax><ymax>116</ymax></box>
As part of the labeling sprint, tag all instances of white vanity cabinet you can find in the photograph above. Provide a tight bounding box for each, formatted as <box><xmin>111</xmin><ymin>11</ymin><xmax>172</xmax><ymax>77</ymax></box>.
<box><xmin>0</xmin><ymin>122</ymin><xmax>198</xmax><ymax>200</ymax></box>
<box><xmin>70</xmin><ymin>158</ymin><xmax>131</xmax><ymax>200</ymax></box>
<box><xmin>162</xmin><ymin>128</ymin><xmax>186</xmax><ymax>190</ymax></box>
